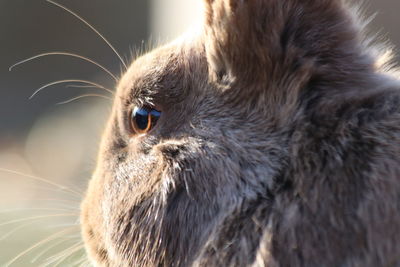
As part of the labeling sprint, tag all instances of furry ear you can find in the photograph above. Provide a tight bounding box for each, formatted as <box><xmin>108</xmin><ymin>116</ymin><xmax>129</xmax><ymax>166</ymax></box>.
<box><xmin>203</xmin><ymin>0</ymin><xmax>277</xmax><ymax>84</ymax></box>
<box><xmin>203</xmin><ymin>0</ymin><xmax>361</xmax><ymax>87</ymax></box>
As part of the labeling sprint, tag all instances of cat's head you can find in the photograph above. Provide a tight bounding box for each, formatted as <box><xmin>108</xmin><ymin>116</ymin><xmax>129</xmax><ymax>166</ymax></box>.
<box><xmin>81</xmin><ymin>0</ymin><xmax>380</xmax><ymax>265</ymax></box>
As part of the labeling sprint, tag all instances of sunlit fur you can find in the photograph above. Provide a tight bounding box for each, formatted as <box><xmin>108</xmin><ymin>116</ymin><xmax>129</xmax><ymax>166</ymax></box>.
<box><xmin>82</xmin><ymin>0</ymin><xmax>400</xmax><ymax>266</ymax></box>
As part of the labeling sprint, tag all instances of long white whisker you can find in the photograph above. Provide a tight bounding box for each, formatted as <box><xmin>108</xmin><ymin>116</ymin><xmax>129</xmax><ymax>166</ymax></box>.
<box><xmin>56</xmin><ymin>93</ymin><xmax>112</xmax><ymax>105</ymax></box>
<box><xmin>32</xmin><ymin>235</ymin><xmax>80</xmax><ymax>263</ymax></box>
<box><xmin>30</xmin><ymin>79</ymin><xmax>114</xmax><ymax>99</ymax></box>
<box><xmin>0</xmin><ymin>214</ymin><xmax>79</xmax><ymax>227</ymax></box>
<box><xmin>79</xmin><ymin>259</ymin><xmax>92</xmax><ymax>267</ymax></box>
<box><xmin>66</xmin><ymin>84</ymin><xmax>104</xmax><ymax>89</ymax></box>
<box><xmin>0</xmin><ymin>168</ymin><xmax>82</xmax><ymax>197</ymax></box>
<box><xmin>0</xmin><ymin>220</ymin><xmax>78</xmax><ymax>241</ymax></box>
<box><xmin>72</xmin><ymin>256</ymin><xmax>89</xmax><ymax>267</ymax></box>
<box><xmin>0</xmin><ymin>221</ymin><xmax>38</xmax><ymax>241</ymax></box>
<box><xmin>44</xmin><ymin>242</ymin><xmax>84</xmax><ymax>267</ymax></box>
<box><xmin>4</xmin><ymin>227</ymin><xmax>77</xmax><ymax>267</ymax></box>
<box><xmin>18</xmin><ymin>184</ymin><xmax>83</xmax><ymax>200</ymax></box>
<box><xmin>78</xmin><ymin>259</ymin><xmax>91</xmax><ymax>267</ymax></box>
<box><xmin>0</xmin><ymin>207</ymin><xmax>78</xmax><ymax>214</ymax></box>
<box><xmin>9</xmin><ymin>52</ymin><xmax>118</xmax><ymax>81</ymax></box>
<box><xmin>13</xmin><ymin>198</ymin><xmax>80</xmax><ymax>207</ymax></box>
<box><xmin>46</xmin><ymin>0</ymin><xmax>127</xmax><ymax>70</ymax></box>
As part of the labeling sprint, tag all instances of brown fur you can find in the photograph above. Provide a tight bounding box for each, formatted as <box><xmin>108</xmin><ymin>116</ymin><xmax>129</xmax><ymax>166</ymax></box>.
<box><xmin>81</xmin><ymin>0</ymin><xmax>400</xmax><ymax>266</ymax></box>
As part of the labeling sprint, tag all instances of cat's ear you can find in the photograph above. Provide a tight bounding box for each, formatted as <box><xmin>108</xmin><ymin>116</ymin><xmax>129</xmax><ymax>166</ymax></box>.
<box><xmin>202</xmin><ymin>0</ymin><xmax>352</xmax><ymax>86</ymax></box>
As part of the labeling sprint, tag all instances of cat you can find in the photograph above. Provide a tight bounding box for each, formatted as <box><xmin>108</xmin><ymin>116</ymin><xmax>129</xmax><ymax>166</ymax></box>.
<box><xmin>81</xmin><ymin>0</ymin><xmax>400</xmax><ymax>266</ymax></box>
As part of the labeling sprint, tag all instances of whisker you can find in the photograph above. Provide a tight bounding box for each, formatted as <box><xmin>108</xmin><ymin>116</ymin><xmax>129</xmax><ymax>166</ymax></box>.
<box><xmin>46</xmin><ymin>223</ymin><xmax>82</xmax><ymax>230</ymax></box>
<box><xmin>72</xmin><ymin>256</ymin><xmax>90</xmax><ymax>267</ymax></box>
<box><xmin>29</xmin><ymin>79</ymin><xmax>114</xmax><ymax>99</ymax></box>
<box><xmin>0</xmin><ymin>207</ymin><xmax>78</xmax><ymax>214</ymax></box>
<box><xmin>56</xmin><ymin>93</ymin><xmax>112</xmax><ymax>105</ymax></box>
<box><xmin>79</xmin><ymin>259</ymin><xmax>92</xmax><ymax>267</ymax></box>
<box><xmin>0</xmin><ymin>214</ymin><xmax>79</xmax><ymax>227</ymax></box>
<box><xmin>4</xmin><ymin>227</ymin><xmax>77</xmax><ymax>267</ymax></box>
<box><xmin>46</xmin><ymin>0</ymin><xmax>127</xmax><ymax>70</ymax></box>
<box><xmin>9</xmin><ymin>52</ymin><xmax>118</xmax><ymax>82</ymax></box>
<box><xmin>32</xmin><ymin>235</ymin><xmax>80</xmax><ymax>263</ymax></box>
<box><xmin>0</xmin><ymin>168</ymin><xmax>82</xmax><ymax>197</ymax></box>
<box><xmin>12</xmin><ymin>197</ymin><xmax>80</xmax><ymax>207</ymax></box>
<box><xmin>16</xmin><ymin>183</ymin><xmax>83</xmax><ymax>200</ymax></box>
<box><xmin>0</xmin><ymin>220</ymin><xmax>78</xmax><ymax>241</ymax></box>
<box><xmin>44</xmin><ymin>242</ymin><xmax>84</xmax><ymax>267</ymax></box>
<box><xmin>0</xmin><ymin>221</ymin><xmax>38</xmax><ymax>241</ymax></box>
<box><xmin>66</xmin><ymin>84</ymin><xmax>103</xmax><ymax>89</ymax></box>
<box><xmin>68</xmin><ymin>252</ymin><xmax>90</xmax><ymax>267</ymax></box>
<box><xmin>78</xmin><ymin>259</ymin><xmax>92</xmax><ymax>267</ymax></box>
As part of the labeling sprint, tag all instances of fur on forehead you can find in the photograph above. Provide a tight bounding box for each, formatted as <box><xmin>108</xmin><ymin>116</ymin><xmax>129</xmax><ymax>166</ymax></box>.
<box><xmin>116</xmin><ymin>40</ymin><xmax>209</xmax><ymax>108</ymax></box>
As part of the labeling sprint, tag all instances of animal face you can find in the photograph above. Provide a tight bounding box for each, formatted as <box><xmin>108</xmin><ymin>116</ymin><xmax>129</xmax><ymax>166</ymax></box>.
<box><xmin>81</xmin><ymin>31</ymin><xmax>288</xmax><ymax>266</ymax></box>
<box><xmin>81</xmin><ymin>0</ymin><xmax>400</xmax><ymax>266</ymax></box>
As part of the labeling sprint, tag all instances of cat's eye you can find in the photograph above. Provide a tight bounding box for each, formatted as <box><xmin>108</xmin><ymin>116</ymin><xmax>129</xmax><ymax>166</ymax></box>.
<box><xmin>130</xmin><ymin>106</ymin><xmax>161</xmax><ymax>134</ymax></box>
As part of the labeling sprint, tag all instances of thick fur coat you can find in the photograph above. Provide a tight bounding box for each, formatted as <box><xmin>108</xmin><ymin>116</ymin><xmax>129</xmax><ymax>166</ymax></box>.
<box><xmin>81</xmin><ymin>0</ymin><xmax>400</xmax><ymax>266</ymax></box>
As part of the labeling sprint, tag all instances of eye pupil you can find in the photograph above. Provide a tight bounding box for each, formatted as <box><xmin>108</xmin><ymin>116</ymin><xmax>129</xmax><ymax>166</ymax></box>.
<box><xmin>131</xmin><ymin>107</ymin><xmax>161</xmax><ymax>134</ymax></box>
<box><xmin>134</xmin><ymin>108</ymin><xmax>149</xmax><ymax>130</ymax></box>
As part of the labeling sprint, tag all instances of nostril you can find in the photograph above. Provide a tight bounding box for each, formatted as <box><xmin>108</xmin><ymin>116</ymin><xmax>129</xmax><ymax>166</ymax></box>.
<box><xmin>155</xmin><ymin>140</ymin><xmax>188</xmax><ymax>161</ymax></box>
<box><xmin>159</xmin><ymin>144</ymin><xmax>182</xmax><ymax>158</ymax></box>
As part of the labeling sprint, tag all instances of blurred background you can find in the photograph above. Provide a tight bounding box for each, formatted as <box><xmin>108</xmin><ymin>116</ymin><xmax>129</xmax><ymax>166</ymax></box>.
<box><xmin>0</xmin><ymin>0</ymin><xmax>398</xmax><ymax>266</ymax></box>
